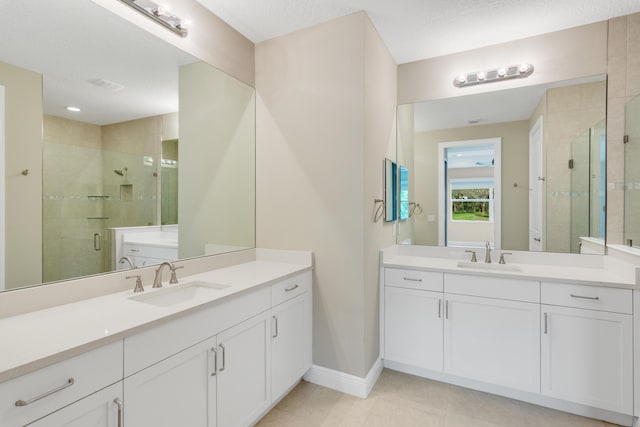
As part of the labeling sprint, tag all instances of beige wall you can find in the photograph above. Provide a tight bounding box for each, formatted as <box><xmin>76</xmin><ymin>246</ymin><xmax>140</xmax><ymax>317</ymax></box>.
<box><xmin>607</xmin><ymin>13</ymin><xmax>640</xmax><ymax>244</ymax></box>
<box><xmin>363</xmin><ymin>17</ymin><xmax>398</xmax><ymax>375</ymax></box>
<box><xmin>179</xmin><ymin>61</ymin><xmax>255</xmax><ymax>259</ymax></box>
<box><xmin>414</xmin><ymin>121</ymin><xmax>530</xmax><ymax>250</ymax></box>
<box><xmin>0</xmin><ymin>62</ymin><xmax>43</xmax><ymax>289</ymax></box>
<box><xmin>256</xmin><ymin>12</ymin><xmax>396</xmax><ymax>377</ymax></box>
<box><xmin>89</xmin><ymin>0</ymin><xmax>255</xmax><ymax>86</ymax></box>
<box><xmin>398</xmin><ymin>21</ymin><xmax>608</xmax><ymax>105</ymax></box>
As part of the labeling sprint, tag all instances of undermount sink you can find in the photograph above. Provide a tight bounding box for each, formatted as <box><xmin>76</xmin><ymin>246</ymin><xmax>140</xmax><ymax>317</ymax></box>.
<box><xmin>129</xmin><ymin>280</ymin><xmax>231</xmax><ymax>307</ymax></box>
<box><xmin>456</xmin><ymin>261</ymin><xmax>523</xmax><ymax>272</ymax></box>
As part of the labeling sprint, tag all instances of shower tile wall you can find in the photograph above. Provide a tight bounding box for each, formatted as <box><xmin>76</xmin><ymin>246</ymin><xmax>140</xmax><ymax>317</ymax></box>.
<box><xmin>544</xmin><ymin>81</ymin><xmax>606</xmax><ymax>253</ymax></box>
<box><xmin>43</xmin><ymin>116</ymin><xmax>105</xmax><ymax>283</ymax></box>
<box><xmin>42</xmin><ymin>114</ymin><xmax>165</xmax><ymax>283</ymax></box>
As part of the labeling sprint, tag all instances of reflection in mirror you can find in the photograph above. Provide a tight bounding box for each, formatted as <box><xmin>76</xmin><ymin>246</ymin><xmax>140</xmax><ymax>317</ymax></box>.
<box><xmin>0</xmin><ymin>1</ymin><xmax>255</xmax><ymax>291</ymax></box>
<box><xmin>399</xmin><ymin>166</ymin><xmax>409</xmax><ymax>221</ymax></box>
<box><xmin>397</xmin><ymin>75</ymin><xmax>606</xmax><ymax>254</ymax></box>
<box><xmin>625</xmin><ymin>95</ymin><xmax>640</xmax><ymax>247</ymax></box>
<box><xmin>384</xmin><ymin>159</ymin><xmax>398</xmax><ymax>222</ymax></box>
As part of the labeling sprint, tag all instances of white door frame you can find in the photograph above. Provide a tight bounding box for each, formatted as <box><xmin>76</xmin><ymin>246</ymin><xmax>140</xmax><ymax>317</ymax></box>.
<box><xmin>0</xmin><ymin>86</ymin><xmax>5</xmax><ymax>290</ymax></box>
<box><xmin>529</xmin><ymin>116</ymin><xmax>544</xmax><ymax>251</ymax></box>
<box><xmin>438</xmin><ymin>138</ymin><xmax>502</xmax><ymax>249</ymax></box>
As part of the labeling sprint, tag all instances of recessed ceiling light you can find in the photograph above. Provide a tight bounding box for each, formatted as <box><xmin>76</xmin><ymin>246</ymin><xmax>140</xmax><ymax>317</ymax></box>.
<box><xmin>66</xmin><ymin>106</ymin><xmax>81</xmax><ymax>112</ymax></box>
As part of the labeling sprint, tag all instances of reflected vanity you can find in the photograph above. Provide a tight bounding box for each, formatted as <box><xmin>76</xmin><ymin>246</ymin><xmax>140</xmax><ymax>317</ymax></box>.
<box><xmin>0</xmin><ymin>1</ymin><xmax>255</xmax><ymax>290</ymax></box>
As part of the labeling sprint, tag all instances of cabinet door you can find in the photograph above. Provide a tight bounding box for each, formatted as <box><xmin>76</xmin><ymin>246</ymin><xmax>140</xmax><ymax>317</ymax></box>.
<box><xmin>541</xmin><ymin>305</ymin><xmax>633</xmax><ymax>414</ymax></box>
<box><xmin>216</xmin><ymin>311</ymin><xmax>271</xmax><ymax>427</ymax></box>
<box><xmin>271</xmin><ymin>292</ymin><xmax>312</xmax><ymax>401</ymax></box>
<box><xmin>444</xmin><ymin>294</ymin><xmax>540</xmax><ymax>393</ymax></box>
<box><xmin>124</xmin><ymin>336</ymin><xmax>217</xmax><ymax>427</ymax></box>
<box><xmin>384</xmin><ymin>286</ymin><xmax>443</xmax><ymax>371</ymax></box>
<box><xmin>27</xmin><ymin>383</ymin><xmax>122</xmax><ymax>427</ymax></box>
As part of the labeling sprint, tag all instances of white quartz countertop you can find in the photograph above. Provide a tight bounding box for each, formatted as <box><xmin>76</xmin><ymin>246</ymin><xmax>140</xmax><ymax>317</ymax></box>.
<box><xmin>383</xmin><ymin>254</ymin><xmax>639</xmax><ymax>288</ymax></box>
<box><xmin>0</xmin><ymin>258</ymin><xmax>312</xmax><ymax>383</ymax></box>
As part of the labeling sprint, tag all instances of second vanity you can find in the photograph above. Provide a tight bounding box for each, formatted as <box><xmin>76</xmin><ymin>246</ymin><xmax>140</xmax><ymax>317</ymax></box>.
<box><xmin>380</xmin><ymin>244</ymin><xmax>640</xmax><ymax>427</ymax></box>
<box><xmin>0</xmin><ymin>249</ymin><xmax>312</xmax><ymax>427</ymax></box>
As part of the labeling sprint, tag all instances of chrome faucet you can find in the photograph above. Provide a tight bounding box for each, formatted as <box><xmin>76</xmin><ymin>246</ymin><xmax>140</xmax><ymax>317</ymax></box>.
<box><xmin>153</xmin><ymin>261</ymin><xmax>174</xmax><ymax>288</ymax></box>
<box><xmin>484</xmin><ymin>242</ymin><xmax>492</xmax><ymax>263</ymax></box>
<box><xmin>119</xmin><ymin>256</ymin><xmax>136</xmax><ymax>270</ymax></box>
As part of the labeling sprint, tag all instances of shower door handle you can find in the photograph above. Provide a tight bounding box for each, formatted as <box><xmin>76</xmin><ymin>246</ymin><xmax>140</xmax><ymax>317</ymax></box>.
<box><xmin>94</xmin><ymin>233</ymin><xmax>101</xmax><ymax>251</ymax></box>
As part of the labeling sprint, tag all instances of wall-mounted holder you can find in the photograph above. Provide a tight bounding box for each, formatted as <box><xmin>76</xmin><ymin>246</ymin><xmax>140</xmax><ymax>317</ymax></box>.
<box><xmin>373</xmin><ymin>199</ymin><xmax>385</xmax><ymax>222</ymax></box>
<box><xmin>21</xmin><ymin>169</ymin><xmax>29</xmax><ymax>176</ymax></box>
<box><xmin>408</xmin><ymin>202</ymin><xmax>423</xmax><ymax>218</ymax></box>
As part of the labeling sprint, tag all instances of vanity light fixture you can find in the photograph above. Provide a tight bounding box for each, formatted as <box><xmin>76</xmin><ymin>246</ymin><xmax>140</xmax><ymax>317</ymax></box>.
<box><xmin>118</xmin><ymin>0</ymin><xmax>189</xmax><ymax>37</ymax></box>
<box><xmin>453</xmin><ymin>63</ymin><xmax>534</xmax><ymax>88</ymax></box>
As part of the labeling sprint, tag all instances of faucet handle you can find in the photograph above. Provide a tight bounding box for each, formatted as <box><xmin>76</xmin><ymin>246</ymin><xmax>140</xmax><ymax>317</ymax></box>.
<box><xmin>499</xmin><ymin>252</ymin><xmax>513</xmax><ymax>264</ymax></box>
<box><xmin>464</xmin><ymin>250</ymin><xmax>477</xmax><ymax>262</ymax></box>
<box><xmin>126</xmin><ymin>275</ymin><xmax>144</xmax><ymax>293</ymax></box>
<box><xmin>169</xmin><ymin>265</ymin><xmax>184</xmax><ymax>284</ymax></box>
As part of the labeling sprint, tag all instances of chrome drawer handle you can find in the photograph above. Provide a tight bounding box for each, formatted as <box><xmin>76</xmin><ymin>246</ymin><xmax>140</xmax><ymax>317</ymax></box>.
<box><xmin>114</xmin><ymin>398</ymin><xmax>123</xmax><ymax>427</ymax></box>
<box><xmin>544</xmin><ymin>312</ymin><xmax>548</xmax><ymax>334</ymax></box>
<box><xmin>219</xmin><ymin>344</ymin><xmax>226</xmax><ymax>372</ymax></box>
<box><xmin>403</xmin><ymin>277</ymin><xmax>422</xmax><ymax>282</ymax></box>
<box><xmin>15</xmin><ymin>378</ymin><xmax>75</xmax><ymax>407</ymax></box>
<box><xmin>273</xmin><ymin>316</ymin><xmax>279</xmax><ymax>338</ymax></box>
<box><xmin>570</xmin><ymin>294</ymin><xmax>599</xmax><ymax>301</ymax></box>
<box><xmin>211</xmin><ymin>347</ymin><xmax>218</xmax><ymax>377</ymax></box>
<box><xmin>285</xmin><ymin>284</ymin><xmax>299</xmax><ymax>292</ymax></box>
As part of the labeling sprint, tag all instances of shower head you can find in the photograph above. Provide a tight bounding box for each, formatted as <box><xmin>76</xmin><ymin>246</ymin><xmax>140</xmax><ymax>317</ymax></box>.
<box><xmin>113</xmin><ymin>167</ymin><xmax>128</xmax><ymax>177</ymax></box>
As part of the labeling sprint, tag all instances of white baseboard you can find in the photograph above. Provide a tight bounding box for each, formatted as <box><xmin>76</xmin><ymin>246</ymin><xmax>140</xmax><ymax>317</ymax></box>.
<box><xmin>303</xmin><ymin>358</ymin><xmax>383</xmax><ymax>399</ymax></box>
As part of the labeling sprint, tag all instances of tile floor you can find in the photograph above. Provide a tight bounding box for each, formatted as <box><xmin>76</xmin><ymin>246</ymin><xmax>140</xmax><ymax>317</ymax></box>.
<box><xmin>257</xmin><ymin>369</ymin><xmax>624</xmax><ymax>427</ymax></box>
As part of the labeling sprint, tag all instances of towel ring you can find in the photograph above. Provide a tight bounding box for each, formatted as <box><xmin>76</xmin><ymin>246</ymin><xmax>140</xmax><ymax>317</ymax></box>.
<box><xmin>373</xmin><ymin>199</ymin><xmax>385</xmax><ymax>222</ymax></box>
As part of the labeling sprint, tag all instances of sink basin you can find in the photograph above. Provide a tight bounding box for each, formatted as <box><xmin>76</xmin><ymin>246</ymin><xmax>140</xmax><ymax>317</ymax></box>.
<box><xmin>129</xmin><ymin>281</ymin><xmax>231</xmax><ymax>307</ymax></box>
<box><xmin>456</xmin><ymin>261</ymin><xmax>522</xmax><ymax>272</ymax></box>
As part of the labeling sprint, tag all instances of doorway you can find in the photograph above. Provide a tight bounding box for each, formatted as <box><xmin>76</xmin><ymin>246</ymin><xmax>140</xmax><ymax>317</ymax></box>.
<box><xmin>438</xmin><ymin>138</ymin><xmax>502</xmax><ymax>249</ymax></box>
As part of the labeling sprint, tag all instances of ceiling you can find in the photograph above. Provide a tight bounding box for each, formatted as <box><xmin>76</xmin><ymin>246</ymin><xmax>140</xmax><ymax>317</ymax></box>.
<box><xmin>195</xmin><ymin>0</ymin><xmax>640</xmax><ymax>64</ymax></box>
<box><xmin>0</xmin><ymin>0</ymin><xmax>196</xmax><ymax>125</ymax></box>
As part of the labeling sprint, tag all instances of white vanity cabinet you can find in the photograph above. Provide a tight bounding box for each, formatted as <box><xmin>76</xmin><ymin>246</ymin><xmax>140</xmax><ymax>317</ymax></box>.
<box><xmin>271</xmin><ymin>273</ymin><xmax>313</xmax><ymax>401</ymax></box>
<box><xmin>124</xmin><ymin>311</ymin><xmax>271</xmax><ymax>427</ymax></box>
<box><xmin>0</xmin><ymin>341</ymin><xmax>123</xmax><ymax>427</ymax></box>
<box><xmin>28</xmin><ymin>383</ymin><xmax>123</xmax><ymax>427</ymax></box>
<box><xmin>443</xmin><ymin>274</ymin><xmax>541</xmax><ymax>393</ymax></box>
<box><xmin>541</xmin><ymin>282</ymin><xmax>633</xmax><ymax>414</ymax></box>
<box><xmin>124</xmin><ymin>337</ymin><xmax>216</xmax><ymax>426</ymax></box>
<box><xmin>122</xmin><ymin>270</ymin><xmax>311</xmax><ymax>426</ymax></box>
<box><xmin>383</xmin><ymin>269</ymin><xmax>444</xmax><ymax>371</ymax></box>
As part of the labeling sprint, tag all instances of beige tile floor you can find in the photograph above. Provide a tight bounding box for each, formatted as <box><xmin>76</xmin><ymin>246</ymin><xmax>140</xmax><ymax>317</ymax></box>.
<box><xmin>257</xmin><ymin>369</ymin><xmax>624</xmax><ymax>427</ymax></box>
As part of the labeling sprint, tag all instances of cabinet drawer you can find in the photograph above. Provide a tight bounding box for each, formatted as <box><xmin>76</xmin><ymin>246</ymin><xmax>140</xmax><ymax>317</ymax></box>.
<box><xmin>541</xmin><ymin>282</ymin><xmax>632</xmax><ymax>314</ymax></box>
<box><xmin>0</xmin><ymin>340</ymin><xmax>123</xmax><ymax>427</ymax></box>
<box><xmin>444</xmin><ymin>273</ymin><xmax>539</xmax><ymax>303</ymax></box>
<box><xmin>385</xmin><ymin>268</ymin><xmax>443</xmax><ymax>292</ymax></box>
<box><xmin>123</xmin><ymin>243</ymin><xmax>177</xmax><ymax>261</ymax></box>
<box><xmin>272</xmin><ymin>271</ymin><xmax>311</xmax><ymax>307</ymax></box>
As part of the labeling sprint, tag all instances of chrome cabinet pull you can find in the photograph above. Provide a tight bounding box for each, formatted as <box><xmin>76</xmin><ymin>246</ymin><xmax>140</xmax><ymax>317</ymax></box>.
<box><xmin>93</xmin><ymin>233</ymin><xmax>101</xmax><ymax>251</ymax></box>
<box><xmin>114</xmin><ymin>398</ymin><xmax>123</xmax><ymax>427</ymax></box>
<box><xmin>445</xmin><ymin>300</ymin><xmax>449</xmax><ymax>319</ymax></box>
<box><xmin>544</xmin><ymin>313</ymin><xmax>548</xmax><ymax>334</ymax></box>
<box><xmin>285</xmin><ymin>284</ymin><xmax>299</xmax><ymax>292</ymax></box>
<box><xmin>219</xmin><ymin>344</ymin><xmax>226</xmax><ymax>372</ymax></box>
<box><xmin>273</xmin><ymin>316</ymin><xmax>279</xmax><ymax>338</ymax></box>
<box><xmin>570</xmin><ymin>294</ymin><xmax>599</xmax><ymax>301</ymax></box>
<box><xmin>211</xmin><ymin>347</ymin><xmax>218</xmax><ymax>377</ymax></box>
<box><xmin>438</xmin><ymin>299</ymin><xmax>442</xmax><ymax>318</ymax></box>
<box><xmin>403</xmin><ymin>277</ymin><xmax>422</xmax><ymax>282</ymax></box>
<box><xmin>15</xmin><ymin>378</ymin><xmax>75</xmax><ymax>407</ymax></box>
<box><xmin>534</xmin><ymin>237</ymin><xmax>541</xmax><ymax>242</ymax></box>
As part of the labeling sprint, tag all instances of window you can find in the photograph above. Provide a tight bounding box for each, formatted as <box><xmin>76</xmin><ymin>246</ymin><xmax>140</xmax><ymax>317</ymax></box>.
<box><xmin>450</xmin><ymin>179</ymin><xmax>494</xmax><ymax>222</ymax></box>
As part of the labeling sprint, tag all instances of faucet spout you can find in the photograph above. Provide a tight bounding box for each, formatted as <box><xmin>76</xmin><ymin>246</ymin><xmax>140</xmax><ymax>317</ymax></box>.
<box><xmin>119</xmin><ymin>256</ymin><xmax>136</xmax><ymax>270</ymax></box>
<box><xmin>484</xmin><ymin>242</ymin><xmax>492</xmax><ymax>264</ymax></box>
<box><xmin>153</xmin><ymin>261</ymin><xmax>174</xmax><ymax>288</ymax></box>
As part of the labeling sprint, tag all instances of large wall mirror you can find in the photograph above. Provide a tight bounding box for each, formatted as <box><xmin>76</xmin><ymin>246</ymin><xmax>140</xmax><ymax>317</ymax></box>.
<box><xmin>397</xmin><ymin>75</ymin><xmax>607</xmax><ymax>254</ymax></box>
<box><xmin>0</xmin><ymin>0</ymin><xmax>255</xmax><ymax>291</ymax></box>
